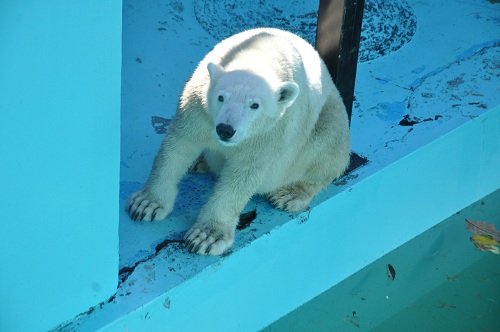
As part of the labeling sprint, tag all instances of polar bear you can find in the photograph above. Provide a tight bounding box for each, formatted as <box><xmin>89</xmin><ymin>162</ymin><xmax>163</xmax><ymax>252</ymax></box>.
<box><xmin>128</xmin><ymin>28</ymin><xmax>351</xmax><ymax>255</ymax></box>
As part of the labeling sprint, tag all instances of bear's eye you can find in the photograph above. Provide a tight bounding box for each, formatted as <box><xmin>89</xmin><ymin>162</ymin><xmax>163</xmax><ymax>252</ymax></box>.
<box><xmin>250</xmin><ymin>103</ymin><xmax>259</xmax><ymax>110</ymax></box>
<box><xmin>218</xmin><ymin>95</ymin><xmax>224</xmax><ymax>102</ymax></box>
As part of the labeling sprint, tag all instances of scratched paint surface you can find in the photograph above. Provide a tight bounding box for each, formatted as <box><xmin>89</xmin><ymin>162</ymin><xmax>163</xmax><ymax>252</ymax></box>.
<box><xmin>55</xmin><ymin>0</ymin><xmax>499</xmax><ymax>330</ymax></box>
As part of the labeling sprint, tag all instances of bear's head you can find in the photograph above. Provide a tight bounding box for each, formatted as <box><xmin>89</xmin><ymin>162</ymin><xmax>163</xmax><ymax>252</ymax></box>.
<box><xmin>207</xmin><ymin>62</ymin><xmax>299</xmax><ymax>146</ymax></box>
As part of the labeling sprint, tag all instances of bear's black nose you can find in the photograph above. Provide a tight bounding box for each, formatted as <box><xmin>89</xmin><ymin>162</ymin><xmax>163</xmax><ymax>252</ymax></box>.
<box><xmin>216</xmin><ymin>123</ymin><xmax>236</xmax><ymax>141</ymax></box>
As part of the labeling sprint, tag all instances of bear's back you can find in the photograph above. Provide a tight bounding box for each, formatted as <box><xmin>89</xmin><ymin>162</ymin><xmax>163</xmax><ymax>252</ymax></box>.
<box><xmin>208</xmin><ymin>29</ymin><xmax>324</xmax><ymax>86</ymax></box>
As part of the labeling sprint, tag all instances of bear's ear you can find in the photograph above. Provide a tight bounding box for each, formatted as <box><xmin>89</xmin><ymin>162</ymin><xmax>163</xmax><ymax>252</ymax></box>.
<box><xmin>207</xmin><ymin>62</ymin><xmax>225</xmax><ymax>80</ymax></box>
<box><xmin>277</xmin><ymin>82</ymin><xmax>300</xmax><ymax>108</ymax></box>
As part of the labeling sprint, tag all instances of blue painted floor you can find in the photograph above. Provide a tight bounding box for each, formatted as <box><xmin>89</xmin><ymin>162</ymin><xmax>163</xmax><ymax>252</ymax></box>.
<box><xmin>264</xmin><ymin>189</ymin><xmax>500</xmax><ymax>331</ymax></box>
<box><xmin>56</xmin><ymin>0</ymin><xmax>499</xmax><ymax>330</ymax></box>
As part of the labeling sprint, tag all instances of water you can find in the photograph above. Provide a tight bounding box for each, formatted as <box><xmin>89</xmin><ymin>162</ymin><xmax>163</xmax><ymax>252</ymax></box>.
<box><xmin>264</xmin><ymin>189</ymin><xmax>500</xmax><ymax>331</ymax></box>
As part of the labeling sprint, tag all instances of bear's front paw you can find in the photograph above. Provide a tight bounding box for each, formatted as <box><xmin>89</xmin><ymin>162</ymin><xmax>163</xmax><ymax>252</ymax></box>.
<box><xmin>128</xmin><ymin>190</ymin><xmax>172</xmax><ymax>222</ymax></box>
<box><xmin>184</xmin><ymin>221</ymin><xmax>235</xmax><ymax>256</ymax></box>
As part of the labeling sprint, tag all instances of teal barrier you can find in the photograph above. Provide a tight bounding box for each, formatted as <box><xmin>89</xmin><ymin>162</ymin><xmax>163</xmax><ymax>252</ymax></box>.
<box><xmin>0</xmin><ymin>2</ymin><xmax>122</xmax><ymax>331</ymax></box>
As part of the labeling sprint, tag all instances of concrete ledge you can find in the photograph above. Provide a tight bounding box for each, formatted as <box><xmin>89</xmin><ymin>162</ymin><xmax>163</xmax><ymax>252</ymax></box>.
<box><xmin>102</xmin><ymin>106</ymin><xmax>499</xmax><ymax>331</ymax></box>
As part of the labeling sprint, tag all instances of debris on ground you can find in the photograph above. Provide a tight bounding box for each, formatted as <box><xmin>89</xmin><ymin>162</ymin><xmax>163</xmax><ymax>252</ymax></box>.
<box><xmin>465</xmin><ymin>219</ymin><xmax>500</xmax><ymax>254</ymax></box>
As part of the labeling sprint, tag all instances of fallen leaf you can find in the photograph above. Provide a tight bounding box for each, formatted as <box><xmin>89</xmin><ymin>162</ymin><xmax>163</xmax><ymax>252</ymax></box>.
<box><xmin>473</xmin><ymin>243</ymin><xmax>500</xmax><ymax>255</ymax></box>
<box><xmin>466</xmin><ymin>219</ymin><xmax>500</xmax><ymax>255</ymax></box>
<box><xmin>465</xmin><ymin>219</ymin><xmax>500</xmax><ymax>241</ymax></box>
<box><xmin>471</xmin><ymin>234</ymin><xmax>499</xmax><ymax>246</ymax></box>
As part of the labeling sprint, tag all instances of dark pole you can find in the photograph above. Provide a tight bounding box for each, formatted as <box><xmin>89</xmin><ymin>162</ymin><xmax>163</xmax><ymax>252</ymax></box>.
<box><xmin>316</xmin><ymin>0</ymin><xmax>365</xmax><ymax>125</ymax></box>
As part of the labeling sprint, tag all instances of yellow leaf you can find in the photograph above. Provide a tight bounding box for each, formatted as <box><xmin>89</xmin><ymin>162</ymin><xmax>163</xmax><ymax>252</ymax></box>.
<box><xmin>471</xmin><ymin>234</ymin><xmax>499</xmax><ymax>246</ymax></box>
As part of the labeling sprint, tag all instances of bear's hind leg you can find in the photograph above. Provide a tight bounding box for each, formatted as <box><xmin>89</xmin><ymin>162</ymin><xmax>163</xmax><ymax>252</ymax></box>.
<box><xmin>267</xmin><ymin>182</ymin><xmax>322</xmax><ymax>212</ymax></box>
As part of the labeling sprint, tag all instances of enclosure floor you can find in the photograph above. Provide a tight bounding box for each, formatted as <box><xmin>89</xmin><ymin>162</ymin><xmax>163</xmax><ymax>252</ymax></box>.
<box><xmin>264</xmin><ymin>189</ymin><xmax>500</xmax><ymax>331</ymax></box>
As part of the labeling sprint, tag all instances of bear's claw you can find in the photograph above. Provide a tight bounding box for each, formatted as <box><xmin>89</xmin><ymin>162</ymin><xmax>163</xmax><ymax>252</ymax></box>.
<box><xmin>128</xmin><ymin>191</ymin><xmax>170</xmax><ymax>221</ymax></box>
<box><xmin>184</xmin><ymin>223</ymin><xmax>234</xmax><ymax>256</ymax></box>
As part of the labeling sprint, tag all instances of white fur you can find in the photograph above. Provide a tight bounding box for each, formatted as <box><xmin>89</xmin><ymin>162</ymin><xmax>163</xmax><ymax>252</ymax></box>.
<box><xmin>128</xmin><ymin>28</ymin><xmax>351</xmax><ymax>255</ymax></box>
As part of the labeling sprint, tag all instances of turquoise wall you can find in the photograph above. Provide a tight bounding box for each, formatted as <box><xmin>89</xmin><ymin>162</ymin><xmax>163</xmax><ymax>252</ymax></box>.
<box><xmin>0</xmin><ymin>1</ymin><xmax>121</xmax><ymax>330</ymax></box>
